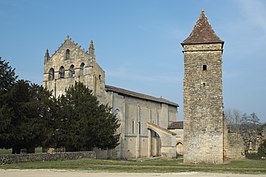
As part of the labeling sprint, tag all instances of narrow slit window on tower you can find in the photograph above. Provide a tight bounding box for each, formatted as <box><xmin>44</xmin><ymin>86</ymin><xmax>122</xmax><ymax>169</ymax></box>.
<box><xmin>203</xmin><ymin>65</ymin><xmax>207</xmax><ymax>71</ymax></box>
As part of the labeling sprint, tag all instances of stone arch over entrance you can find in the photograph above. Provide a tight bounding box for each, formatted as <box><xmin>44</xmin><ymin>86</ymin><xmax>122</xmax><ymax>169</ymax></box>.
<box><xmin>176</xmin><ymin>142</ymin><xmax>184</xmax><ymax>156</ymax></box>
<box><xmin>147</xmin><ymin>122</ymin><xmax>176</xmax><ymax>158</ymax></box>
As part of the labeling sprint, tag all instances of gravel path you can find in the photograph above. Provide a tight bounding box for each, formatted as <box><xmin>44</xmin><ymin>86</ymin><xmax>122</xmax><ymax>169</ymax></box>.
<box><xmin>1</xmin><ymin>169</ymin><xmax>266</xmax><ymax>177</ymax></box>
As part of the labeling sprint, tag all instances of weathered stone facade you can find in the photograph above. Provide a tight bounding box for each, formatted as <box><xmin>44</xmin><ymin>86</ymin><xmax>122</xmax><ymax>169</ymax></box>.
<box><xmin>43</xmin><ymin>37</ymin><xmax>178</xmax><ymax>160</ymax></box>
<box><xmin>168</xmin><ymin>122</ymin><xmax>184</xmax><ymax>156</ymax></box>
<box><xmin>182</xmin><ymin>10</ymin><xmax>224</xmax><ymax>164</ymax></box>
<box><xmin>43</xmin><ymin>38</ymin><xmax>106</xmax><ymax>103</ymax></box>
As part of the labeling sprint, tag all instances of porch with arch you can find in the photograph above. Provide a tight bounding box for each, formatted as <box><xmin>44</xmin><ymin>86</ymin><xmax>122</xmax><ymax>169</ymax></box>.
<box><xmin>146</xmin><ymin>122</ymin><xmax>177</xmax><ymax>158</ymax></box>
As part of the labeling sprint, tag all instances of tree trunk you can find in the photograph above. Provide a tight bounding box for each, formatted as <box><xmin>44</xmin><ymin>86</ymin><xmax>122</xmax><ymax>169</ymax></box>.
<box><xmin>12</xmin><ymin>147</ymin><xmax>21</xmax><ymax>154</ymax></box>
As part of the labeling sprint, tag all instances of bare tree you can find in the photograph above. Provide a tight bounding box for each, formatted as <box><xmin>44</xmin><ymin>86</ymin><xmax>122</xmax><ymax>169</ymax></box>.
<box><xmin>240</xmin><ymin>112</ymin><xmax>261</xmax><ymax>151</ymax></box>
<box><xmin>225</xmin><ymin>108</ymin><xmax>262</xmax><ymax>152</ymax></box>
<box><xmin>224</xmin><ymin>108</ymin><xmax>241</xmax><ymax>133</ymax></box>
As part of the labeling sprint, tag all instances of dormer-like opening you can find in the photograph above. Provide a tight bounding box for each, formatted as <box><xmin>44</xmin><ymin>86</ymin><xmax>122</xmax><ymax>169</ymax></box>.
<box><xmin>65</xmin><ymin>49</ymin><xmax>70</xmax><ymax>60</ymax></box>
<box><xmin>59</xmin><ymin>66</ymin><xmax>65</xmax><ymax>78</ymax></box>
<box><xmin>69</xmin><ymin>64</ymin><xmax>75</xmax><ymax>78</ymax></box>
<box><xmin>48</xmin><ymin>68</ymin><xmax>54</xmax><ymax>80</ymax></box>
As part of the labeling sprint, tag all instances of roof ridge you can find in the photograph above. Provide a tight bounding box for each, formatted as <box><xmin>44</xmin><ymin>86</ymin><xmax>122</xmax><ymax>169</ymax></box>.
<box><xmin>105</xmin><ymin>85</ymin><xmax>178</xmax><ymax>107</ymax></box>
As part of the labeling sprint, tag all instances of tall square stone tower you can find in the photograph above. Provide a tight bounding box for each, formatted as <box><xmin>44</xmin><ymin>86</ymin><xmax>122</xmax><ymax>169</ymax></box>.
<box><xmin>181</xmin><ymin>9</ymin><xmax>224</xmax><ymax>164</ymax></box>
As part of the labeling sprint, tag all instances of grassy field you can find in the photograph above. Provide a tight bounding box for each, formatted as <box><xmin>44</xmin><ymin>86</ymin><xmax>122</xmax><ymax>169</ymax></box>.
<box><xmin>1</xmin><ymin>158</ymin><xmax>266</xmax><ymax>174</ymax></box>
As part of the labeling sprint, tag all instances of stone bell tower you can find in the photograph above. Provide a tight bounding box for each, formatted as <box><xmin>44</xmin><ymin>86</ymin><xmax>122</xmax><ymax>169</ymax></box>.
<box><xmin>181</xmin><ymin>9</ymin><xmax>224</xmax><ymax>164</ymax></box>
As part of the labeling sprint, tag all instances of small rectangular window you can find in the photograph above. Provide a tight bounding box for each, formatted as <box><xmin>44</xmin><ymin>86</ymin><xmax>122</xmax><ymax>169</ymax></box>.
<box><xmin>203</xmin><ymin>65</ymin><xmax>207</xmax><ymax>71</ymax></box>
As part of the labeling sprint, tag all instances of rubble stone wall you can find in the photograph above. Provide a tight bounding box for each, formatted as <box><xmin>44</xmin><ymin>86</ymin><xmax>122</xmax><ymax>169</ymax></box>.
<box><xmin>0</xmin><ymin>151</ymin><xmax>95</xmax><ymax>164</ymax></box>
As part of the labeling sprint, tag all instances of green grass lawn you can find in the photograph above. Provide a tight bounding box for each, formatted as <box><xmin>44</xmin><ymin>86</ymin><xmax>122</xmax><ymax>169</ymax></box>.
<box><xmin>1</xmin><ymin>158</ymin><xmax>266</xmax><ymax>174</ymax></box>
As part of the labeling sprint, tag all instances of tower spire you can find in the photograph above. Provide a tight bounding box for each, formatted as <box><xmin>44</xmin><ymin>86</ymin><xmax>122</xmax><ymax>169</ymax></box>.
<box><xmin>182</xmin><ymin>9</ymin><xmax>223</xmax><ymax>46</ymax></box>
<box><xmin>44</xmin><ymin>49</ymin><xmax>50</xmax><ymax>62</ymax></box>
<box><xmin>89</xmin><ymin>40</ymin><xmax>95</xmax><ymax>56</ymax></box>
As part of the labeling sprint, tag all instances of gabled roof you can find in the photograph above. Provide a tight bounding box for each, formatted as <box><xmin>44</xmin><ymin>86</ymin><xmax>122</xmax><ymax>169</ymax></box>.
<box><xmin>182</xmin><ymin>9</ymin><xmax>224</xmax><ymax>46</ymax></box>
<box><xmin>49</xmin><ymin>36</ymin><xmax>88</xmax><ymax>59</ymax></box>
<box><xmin>105</xmin><ymin>85</ymin><xmax>178</xmax><ymax>107</ymax></box>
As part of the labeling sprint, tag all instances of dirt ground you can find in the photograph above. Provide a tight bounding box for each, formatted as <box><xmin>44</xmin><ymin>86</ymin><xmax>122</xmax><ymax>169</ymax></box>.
<box><xmin>0</xmin><ymin>169</ymin><xmax>266</xmax><ymax>177</ymax></box>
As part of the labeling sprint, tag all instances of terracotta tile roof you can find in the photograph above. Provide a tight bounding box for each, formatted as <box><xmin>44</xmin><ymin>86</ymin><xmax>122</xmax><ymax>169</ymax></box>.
<box><xmin>105</xmin><ymin>85</ymin><xmax>178</xmax><ymax>107</ymax></box>
<box><xmin>182</xmin><ymin>9</ymin><xmax>224</xmax><ymax>46</ymax></box>
<box><xmin>168</xmin><ymin>121</ymin><xmax>183</xmax><ymax>129</ymax></box>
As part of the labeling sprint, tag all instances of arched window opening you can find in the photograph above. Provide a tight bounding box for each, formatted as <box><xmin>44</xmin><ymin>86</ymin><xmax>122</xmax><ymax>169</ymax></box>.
<box><xmin>80</xmin><ymin>63</ymin><xmax>85</xmax><ymax>76</ymax></box>
<box><xmin>59</xmin><ymin>66</ymin><xmax>65</xmax><ymax>78</ymax></box>
<box><xmin>69</xmin><ymin>64</ymin><xmax>75</xmax><ymax>78</ymax></box>
<box><xmin>99</xmin><ymin>74</ymin><xmax>102</xmax><ymax>80</ymax></box>
<box><xmin>48</xmin><ymin>68</ymin><xmax>54</xmax><ymax>81</ymax></box>
<box><xmin>65</xmin><ymin>49</ymin><xmax>70</xmax><ymax>60</ymax></box>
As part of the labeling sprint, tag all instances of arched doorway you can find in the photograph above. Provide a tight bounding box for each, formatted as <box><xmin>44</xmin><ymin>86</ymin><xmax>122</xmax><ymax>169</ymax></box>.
<box><xmin>147</xmin><ymin>122</ymin><xmax>176</xmax><ymax>158</ymax></box>
<box><xmin>176</xmin><ymin>142</ymin><xmax>184</xmax><ymax>156</ymax></box>
<box><xmin>150</xmin><ymin>131</ymin><xmax>161</xmax><ymax>157</ymax></box>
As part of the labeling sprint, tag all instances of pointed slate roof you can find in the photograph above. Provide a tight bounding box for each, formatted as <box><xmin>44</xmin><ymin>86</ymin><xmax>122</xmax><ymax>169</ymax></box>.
<box><xmin>182</xmin><ymin>9</ymin><xmax>224</xmax><ymax>46</ymax></box>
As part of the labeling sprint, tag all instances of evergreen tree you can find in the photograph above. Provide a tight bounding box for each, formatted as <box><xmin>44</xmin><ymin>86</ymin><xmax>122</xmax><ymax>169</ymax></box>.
<box><xmin>0</xmin><ymin>57</ymin><xmax>17</xmax><ymax>96</ymax></box>
<box><xmin>52</xmin><ymin>82</ymin><xmax>120</xmax><ymax>151</ymax></box>
<box><xmin>0</xmin><ymin>79</ymin><xmax>53</xmax><ymax>153</ymax></box>
<box><xmin>0</xmin><ymin>57</ymin><xmax>17</xmax><ymax>151</ymax></box>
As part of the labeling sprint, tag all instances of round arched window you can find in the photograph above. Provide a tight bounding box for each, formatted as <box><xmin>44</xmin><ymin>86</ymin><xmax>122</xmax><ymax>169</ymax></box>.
<box><xmin>80</xmin><ymin>63</ymin><xmax>85</xmax><ymax>76</ymax></box>
<box><xmin>48</xmin><ymin>68</ymin><xmax>54</xmax><ymax>80</ymax></box>
<box><xmin>69</xmin><ymin>64</ymin><xmax>75</xmax><ymax>78</ymax></box>
<box><xmin>59</xmin><ymin>66</ymin><xmax>65</xmax><ymax>78</ymax></box>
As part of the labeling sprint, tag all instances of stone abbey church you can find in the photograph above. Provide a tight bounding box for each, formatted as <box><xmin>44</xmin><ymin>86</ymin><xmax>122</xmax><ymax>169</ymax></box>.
<box><xmin>43</xmin><ymin>10</ymin><xmax>244</xmax><ymax>163</ymax></box>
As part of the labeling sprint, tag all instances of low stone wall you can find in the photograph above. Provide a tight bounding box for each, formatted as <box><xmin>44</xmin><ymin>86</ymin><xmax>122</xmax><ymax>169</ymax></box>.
<box><xmin>0</xmin><ymin>151</ymin><xmax>96</xmax><ymax>164</ymax></box>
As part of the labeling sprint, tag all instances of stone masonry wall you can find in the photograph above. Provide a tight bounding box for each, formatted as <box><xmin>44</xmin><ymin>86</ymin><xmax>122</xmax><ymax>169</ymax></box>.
<box><xmin>224</xmin><ymin>132</ymin><xmax>245</xmax><ymax>160</ymax></box>
<box><xmin>183</xmin><ymin>43</ymin><xmax>224</xmax><ymax>164</ymax></box>
<box><xmin>107</xmin><ymin>92</ymin><xmax>178</xmax><ymax>159</ymax></box>
<box><xmin>43</xmin><ymin>37</ymin><xmax>106</xmax><ymax>102</ymax></box>
<box><xmin>0</xmin><ymin>151</ymin><xmax>96</xmax><ymax>165</ymax></box>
